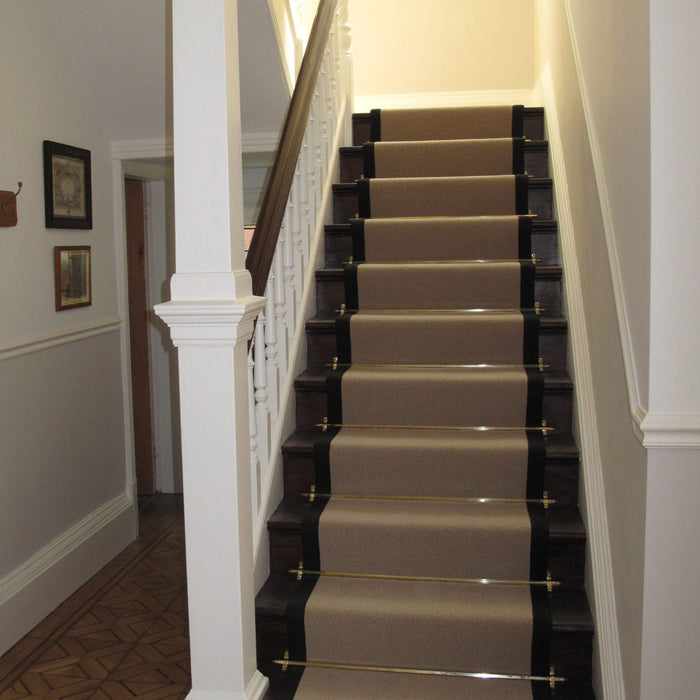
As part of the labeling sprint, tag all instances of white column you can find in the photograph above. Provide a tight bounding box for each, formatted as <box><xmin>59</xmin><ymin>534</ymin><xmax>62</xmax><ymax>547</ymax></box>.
<box><xmin>155</xmin><ymin>1</ymin><xmax>267</xmax><ymax>698</ymax></box>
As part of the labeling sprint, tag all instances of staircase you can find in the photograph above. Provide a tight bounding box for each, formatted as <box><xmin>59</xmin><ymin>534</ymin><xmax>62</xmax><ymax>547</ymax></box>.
<box><xmin>256</xmin><ymin>106</ymin><xmax>594</xmax><ymax>699</ymax></box>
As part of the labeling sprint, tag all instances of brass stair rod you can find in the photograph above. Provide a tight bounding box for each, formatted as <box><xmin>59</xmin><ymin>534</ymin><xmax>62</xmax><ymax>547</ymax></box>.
<box><xmin>319</xmin><ymin>420</ymin><xmax>555</xmax><ymax>435</ymax></box>
<box><xmin>347</xmin><ymin>257</ymin><xmax>543</xmax><ymax>265</ymax></box>
<box><xmin>301</xmin><ymin>489</ymin><xmax>556</xmax><ymax>507</ymax></box>
<box><xmin>337</xmin><ymin>305</ymin><xmax>544</xmax><ymax>315</ymax></box>
<box><xmin>326</xmin><ymin>360</ymin><xmax>549</xmax><ymax>370</ymax></box>
<box><xmin>273</xmin><ymin>656</ymin><xmax>566</xmax><ymax>686</ymax></box>
<box><xmin>288</xmin><ymin>567</ymin><xmax>561</xmax><ymax>589</ymax></box>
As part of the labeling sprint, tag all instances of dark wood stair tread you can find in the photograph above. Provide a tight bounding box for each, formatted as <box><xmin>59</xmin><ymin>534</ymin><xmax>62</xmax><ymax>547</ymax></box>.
<box><xmin>315</xmin><ymin>264</ymin><xmax>563</xmax><ymax>279</ymax></box>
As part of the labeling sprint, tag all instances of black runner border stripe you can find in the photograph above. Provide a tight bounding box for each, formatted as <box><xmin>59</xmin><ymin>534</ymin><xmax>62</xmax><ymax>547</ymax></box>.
<box><xmin>517</xmin><ymin>214</ymin><xmax>533</xmax><ymax>259</ymax></box>
<box><xmin>513</xmin><ymin>136</ymin><xmax>526</xmax><ymax>175</ymax></box>
<box><xmin>525</xmin><ymin>430</ymin><xmax>547</xmax><ymax>501</ymax></box>
<box><xmin>357</xmin><ymin>178</ymin><xmax>372</xmax><ymax>218</ymax></box>
<box><xmin>326</xmin><ymin>368</ymin><xmax>349</xmax><ymax>424</ymax></box>
<box><xmin>301</xmin><ymin>497</ymin><xmax>329</xmax><ymax>572</ymax></box>
<box><xmin>343</xmin><ymin>262</ymin><xmax>360</xmax><ymax>310</ymax></box>
<box><xmin>527</xmin><ymin>503</ymin><xmax>550</xmax><ymax>584</ymax></box>
<box><xmin>362</xmin><ymin>142</ymin><xmax>376</xmax><ymax>179</ymax></box>
<box><xmin>522</xmin><ymin>310</ymin><xmax>540</xmax><ymax>366</ymax></box>
<box><xmin>285</xmin><ymin>572</ymin><xmax>321</xmax><ymax>662</ymax></box>
<box><xmin>525</xmin><ymin>367</ymin><xmax>545</xmax><ymax>428</ymax></box>
<box><xmin>530</xmin><ymin>583</ymin><xmax>554</xmax><ymax>678</ymax></box>
<box><xmin>520</xmin><ymin>260</ymin><xmax>536</xmax><ymax>309</ymax></box>
<box><xmin>334</xmin><ymin>312</ymin><xmax>355</xmax><ymax>365</ymax></box>
<box><xmin>313</xmin><ymin>425</ymin><xmax>341</xmax><ymax>494</ymax></box>
<box><xmin>512</xmin><ymin>105</ymin><xmax>525</xmax><ymax>138</ymax></box>
<box><xmin>369</xmin><ymin>108</ymin><xmax>382</xmax><ymax>142</ymax></box>
<box><xmin>515</xmin><ymin>174</ymin><xmax>530</xmax><ymax>215</ymax></box>
<box><xmin>350</xmin><ymin>218</ymin><xmax>366</xmax><ymax>262</ymax></box>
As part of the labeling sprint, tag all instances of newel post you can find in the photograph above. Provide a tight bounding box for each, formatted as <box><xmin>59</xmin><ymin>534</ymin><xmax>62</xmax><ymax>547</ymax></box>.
<box><xmin>154</xmin><ymin>1</ymin><xmax>267</xmax><ymax>698</ymax></box>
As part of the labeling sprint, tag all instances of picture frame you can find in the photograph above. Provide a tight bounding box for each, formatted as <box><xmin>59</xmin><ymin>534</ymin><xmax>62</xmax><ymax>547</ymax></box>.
<box><xmin>54</xmin><ymin>246</ymin><xmax>92</xmax><ymax>311</ymax></box>
<box><xmin>43</xmin><ymin>141</ymin><xmax>92</xmax><ymax>229</ymax></box>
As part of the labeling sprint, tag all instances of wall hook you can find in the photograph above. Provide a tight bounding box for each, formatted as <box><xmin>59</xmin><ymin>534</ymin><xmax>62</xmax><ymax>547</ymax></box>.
<box><xmin>0</xmin><ymin>182</ymin><xmax>22</xmax><ymax>226</ymax></box>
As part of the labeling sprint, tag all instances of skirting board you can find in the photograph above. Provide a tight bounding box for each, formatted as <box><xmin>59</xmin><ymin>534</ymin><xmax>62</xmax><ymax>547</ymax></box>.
<box><xmin>186</xmin><ymin>671</ymin><xmax>269</xmax><ymax>700</ymax></box>
<box><xmin>353</xmin><ymin>88</ymin><xmax>539</xmax><ymax>113</ymax></box>
<box><xmin>540</xmin><ymin>64</ymin><xmax>626</xmax><ymax>700</ymax></box>
<box><xmin>0</xmin><ymin>493</ymin><xmax>136</xmax><ymax>656</ymax></box>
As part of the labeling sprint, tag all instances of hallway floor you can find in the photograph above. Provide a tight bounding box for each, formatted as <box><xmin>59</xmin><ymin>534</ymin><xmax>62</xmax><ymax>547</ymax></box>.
<box><xmin>0</xmin><ymin>495</ymin><xmax>190</xmax><ymax>699</ymax></box>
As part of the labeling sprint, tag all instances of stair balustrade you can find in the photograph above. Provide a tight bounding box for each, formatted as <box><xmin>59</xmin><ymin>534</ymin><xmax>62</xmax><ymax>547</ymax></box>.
<box><xmin>245</xmin><ymin>0</ymin><xmax>352</xmax><ymax>545</ymax></box>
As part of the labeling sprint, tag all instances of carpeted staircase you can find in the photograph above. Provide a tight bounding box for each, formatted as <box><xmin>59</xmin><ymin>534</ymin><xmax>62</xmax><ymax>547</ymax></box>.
<box><xmin>256</xmin><ymin>105</ymin><xmax>594</xmax><ymax>699</ymax></box>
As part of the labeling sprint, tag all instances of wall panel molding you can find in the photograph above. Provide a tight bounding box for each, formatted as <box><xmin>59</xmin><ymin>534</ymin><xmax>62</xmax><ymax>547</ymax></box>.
<box><xmin>0</xmin><ymin>318</ymin><xmax>122</xmax><ymax>362</ymax></box>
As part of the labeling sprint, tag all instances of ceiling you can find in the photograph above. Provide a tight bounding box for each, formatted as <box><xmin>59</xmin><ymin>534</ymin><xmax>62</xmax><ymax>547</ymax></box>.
<box><xmin>45</xmin><ymin>0</ymin><xmax>290</xmax><ymax>144</ymax></box>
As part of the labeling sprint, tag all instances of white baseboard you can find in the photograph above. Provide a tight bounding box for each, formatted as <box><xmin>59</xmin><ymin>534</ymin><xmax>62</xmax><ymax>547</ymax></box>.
<box><xmin>540</xmin><ymin>64</ymin><xmax>626</xmax><ymax>700</ymax></box>
<box><xmin>353</xmin><ymin>88</ymin><xmax>539</xmax><ymax>113</ymax></box>
<box><xmin>186</xmin><ymin>671</ymin><xmax>269</xmax><ymax>700</ymax></box>
<box><xmin>0</xmin><ymin>492</ymin><xmax>136</xmax><ymax>656</ymax></box>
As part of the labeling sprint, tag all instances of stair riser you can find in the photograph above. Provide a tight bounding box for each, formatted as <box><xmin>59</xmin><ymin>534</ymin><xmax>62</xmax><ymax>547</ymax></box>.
<box><xmin>332</xmin><ymin>181</ymin><xmax>553</xmax><ymax>222</ymax></box>
<box><xmin>324</xmin><ymin>226</ymin><xmax>560</xmax><ymax>267</ymax></box>
<box><xmin>340</xmin><ymin>144</ymin><xmax>550</xmax><ymax>182</ymax></box>
<box><xmin>315</xmin><ymin>274</ymin><xmax>562</xmax><ymax>316</ymax></box>
<box><xmin>352</xmin><ymin>109</ymin><xmax>546</xmax><ymax>146</ymax></box>
<box><xmin>282</xmin><ymin>450</ymin><xmax>580</xmax><ymax>506</ymax></box>
<box><xmin>293</xmin><ymin>382</ymin><xmax>572</xmax><ymax>432</ymax></box>
<box><xmin>256</xmin><ymin>617</ymin><xmax>592</xmax><ymax>684</ymax></box>
<box><xmin>306</xmin><ymin>325</ymin><xmax>568</xmax><ymax>372</ymax></box>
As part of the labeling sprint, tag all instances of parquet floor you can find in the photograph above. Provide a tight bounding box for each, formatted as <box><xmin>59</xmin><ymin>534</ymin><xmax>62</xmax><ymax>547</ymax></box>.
<box><xmin>0</xmin><ymin>495</ymin><xmax>190</xmax><ymax>699</ymax></box>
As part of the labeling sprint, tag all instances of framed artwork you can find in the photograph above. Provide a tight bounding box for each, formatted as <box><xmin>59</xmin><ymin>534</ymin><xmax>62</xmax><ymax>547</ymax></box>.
<box><xmin>43</xmin><ymin>141</ymin><xmax>92</xmax><ymax>229</ymax></box>
<box><xmin>54</xmin><ymin>246</ymin><xmax>92</xmax><ymax>311</ymax></box>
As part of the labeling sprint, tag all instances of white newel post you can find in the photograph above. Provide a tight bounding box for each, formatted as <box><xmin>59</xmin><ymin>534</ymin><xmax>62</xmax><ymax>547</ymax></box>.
<box><xmin>154</xmin><ymin>2</ymin><xmax>267</xmax><ymax>699</ymax></box>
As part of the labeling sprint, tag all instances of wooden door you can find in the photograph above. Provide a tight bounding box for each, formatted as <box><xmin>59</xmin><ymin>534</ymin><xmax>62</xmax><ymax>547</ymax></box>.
<box><xmin>125</xmin><ymin>178</ymin><xmax>155</xmax><ymax>493</ymax></box>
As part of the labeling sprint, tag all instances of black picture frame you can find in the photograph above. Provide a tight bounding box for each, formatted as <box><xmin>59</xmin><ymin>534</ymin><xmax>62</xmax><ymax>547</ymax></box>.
<box><xmin>43</xmin><ymin>140</ymin><xmax>92</xmax><ymax>229</ymax></box>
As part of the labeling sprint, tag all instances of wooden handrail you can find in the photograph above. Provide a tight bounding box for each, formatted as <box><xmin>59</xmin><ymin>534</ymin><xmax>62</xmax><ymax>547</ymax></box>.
<box><xmin>246</xmin><ymin>0</ymin><xmax>338</xmax><ymax>298</ymax></box>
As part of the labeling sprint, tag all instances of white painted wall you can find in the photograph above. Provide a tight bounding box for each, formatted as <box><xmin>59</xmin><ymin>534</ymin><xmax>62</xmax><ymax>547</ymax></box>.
<box><xmin>348</xmin><ymin>0</ymin><xmax>536</xmax><ymax>109</ymax></box>
<box><xmin>640</xmin><ymin>1</ymin><xmax>700</xmax><ymax>697</ymax></box>
<box><xmin>535</xmin><ymin>2</ymin><xmax>649</xmax><ymax>696</ymax></box>
<box><xmin>0</xmin><ymin>1</ymin><xmax>134</xmax><ymax>654</ymax></box>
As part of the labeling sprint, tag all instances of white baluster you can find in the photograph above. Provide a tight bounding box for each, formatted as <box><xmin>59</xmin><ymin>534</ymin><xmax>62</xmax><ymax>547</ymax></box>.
<box><xmin>274</xmin><ymin>246</ymin><xmax>288</xmax><ymax>383</ymax></box>
<box><xmin>264</xmin><ymin>272</ymin><xmax>279</xmax><ymax>422</ymax></box>
<box><xmin>248</xmin><ymin>342</ymin><xmax>259</xmax><ymax>519</ymax></box>
<box><xmin>283</xmin><ymin>207</ymin><xmax>296</xmax><ymax>350</ymax></box>
<box><xmin>253</xmin><ymin>313</ymin><xmax>270</xmax><ymax>495</ymax></box>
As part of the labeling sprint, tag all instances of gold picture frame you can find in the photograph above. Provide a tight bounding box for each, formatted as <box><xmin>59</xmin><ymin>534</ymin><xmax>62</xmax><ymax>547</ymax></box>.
<box><xmin>54</xmin><ymin>246</ymin><xmax>92</xmax><ymax>311</ymax></box>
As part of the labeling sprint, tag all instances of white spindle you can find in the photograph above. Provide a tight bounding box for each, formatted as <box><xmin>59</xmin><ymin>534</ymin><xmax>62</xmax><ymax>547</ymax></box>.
<box><xmin>253</xmin><ymin>315</ymin><xmax>270</xmax><ymax>485</ymax></box>
<box><xmin>264</xmin><ymin>272</ymin><xmax>279</xmax><ymax>422</ymax></box>
<box><xmin>274</xmin><ymin>247</ymin><xmax>288</xmax><ymax>383</ymax></box>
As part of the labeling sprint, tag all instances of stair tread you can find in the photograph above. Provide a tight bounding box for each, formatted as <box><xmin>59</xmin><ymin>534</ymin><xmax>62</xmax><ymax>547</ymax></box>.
<box><xmin>325</xmin><ymin>218</ymin><xmax>559</xmax><ymax>234</ymax></box>
<box><xmin>316</xmin><ymin>264</ymin><xmax>562</xmax><ymax>277</ymax></box>
<box><xmin>282</xmin><ymin>425</ymin><xmax>579</xmax><ymax>460</ymax></box>
<box><xmin>268</xmin><ymin>497</ymin><xmax>585</xmax><ymax>539</ymax></box>
<box><xmin>295</xmin><ymin>368</ymin><xmax>573</xmax><ymax>388</ymax></box>
<box><xmin>306</xmin><ymin>312</ymin><xmax>568</xmax><ymax>332</ymax></box>
<box><xmin>256</xmin><ymin>572</ymin><xmax>594</xmax><ymax>631</ymax></box>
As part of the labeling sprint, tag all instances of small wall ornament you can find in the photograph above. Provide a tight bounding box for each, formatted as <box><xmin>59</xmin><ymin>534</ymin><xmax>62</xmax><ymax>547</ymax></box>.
<box><xmin>0</xmin><ymin>182</ymin><xmax>22</xmax><ymax>227</ymax></box>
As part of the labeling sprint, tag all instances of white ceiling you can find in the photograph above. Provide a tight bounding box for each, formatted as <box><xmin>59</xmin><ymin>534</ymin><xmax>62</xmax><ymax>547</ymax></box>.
<box><xmin>45</xmin><ymin>0</ymin><xmax>289</xmax><ymax>143</ymax></box>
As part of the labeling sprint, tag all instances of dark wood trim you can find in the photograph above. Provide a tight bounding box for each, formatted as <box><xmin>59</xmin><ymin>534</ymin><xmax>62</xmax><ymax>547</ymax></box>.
<box><xmin>246</xmin><ymin>0</ymin><xmax>338</xmax><ymax>297</ymax></box>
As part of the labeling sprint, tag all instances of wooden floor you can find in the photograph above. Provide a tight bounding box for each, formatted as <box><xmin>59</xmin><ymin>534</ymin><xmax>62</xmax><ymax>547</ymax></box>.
<box><xmin>0</xmin><ymin>495</ymin><xmax>190</xmax><ymax>699</ymax></box>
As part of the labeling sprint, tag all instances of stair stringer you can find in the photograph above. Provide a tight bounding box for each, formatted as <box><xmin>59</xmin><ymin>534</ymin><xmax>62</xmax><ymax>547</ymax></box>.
<box><xmin>253</xmin><ymin>96</ymin><xmax>352</xmax><ymax>593</ymax></box>
<box><xmin>540</xmin><ymin>65</ymin><xmax>626</xmax><ymax>700</ymax></box>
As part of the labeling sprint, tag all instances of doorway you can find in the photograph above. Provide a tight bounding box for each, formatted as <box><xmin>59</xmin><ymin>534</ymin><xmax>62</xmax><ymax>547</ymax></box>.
<box><xmin>124</xmin><ymin>175</ymin><xmax>182</xmax><ymax>495</ymax></box>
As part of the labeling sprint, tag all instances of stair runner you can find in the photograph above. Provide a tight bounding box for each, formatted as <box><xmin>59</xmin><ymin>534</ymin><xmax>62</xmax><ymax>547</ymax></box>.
<box><xmin>265</xmin><ymin>106</ymin><xmax>592</xmax><ymax>699</ymax></box>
